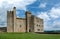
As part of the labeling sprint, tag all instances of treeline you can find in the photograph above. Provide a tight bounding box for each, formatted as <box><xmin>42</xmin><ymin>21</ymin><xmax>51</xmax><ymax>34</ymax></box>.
<box><xmin>36</xmin><ymin>30</ymin><xmax>60</xmax><ymax>34</ymax></box>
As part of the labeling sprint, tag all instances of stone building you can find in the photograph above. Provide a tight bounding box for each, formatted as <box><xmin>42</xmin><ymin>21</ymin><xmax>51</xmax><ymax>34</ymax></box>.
<box><xmin>7</xmin><ymin>7</ymin><xmax>44</xmax><ymax>32</ymax></box>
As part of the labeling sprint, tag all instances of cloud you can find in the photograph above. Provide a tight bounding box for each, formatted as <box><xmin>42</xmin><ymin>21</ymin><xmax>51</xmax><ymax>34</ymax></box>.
<box><xmin>0</xmin><ymin>8</ymin><xmax>7</xmax><ymax>27</ymax></box>
<box><xmin>0</xmin><ymin>0</ymin><xmax>36</xmax><ymax>27</ymax></box>
<box><xmin>37</xmin><ymin>12</ymin><xmax>50</xmax><ymax>22</ymax></box>
<box><xmin>37</xmin><ymin>4</ymin><xmax>60</xmax><ymax>30</ymax></box>
<box><xmin>49</xmin><ymin>7</ymin><xmax>60</xmax><ymax>19</ymax></box>
<box><xmin>39</xmin><ymin>3</ymin><xmax>47</xmax><ymax>8</ymax></box>
<box><xmin>52</xmin><ymin>20</ymin><xmax>60</xmax><ymax>30</ymax></box>
<box><xmin>0</xmin><ymin>0</ymin><xmax>36</xmax><ymax>10</ymax></box>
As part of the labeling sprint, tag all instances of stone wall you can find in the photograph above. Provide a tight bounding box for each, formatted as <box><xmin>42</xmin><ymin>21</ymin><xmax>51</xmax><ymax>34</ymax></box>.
<box><xmin>16</xmin><ymin>18</ymin><xmax>26</xmax><ymax>32</ymax></box>
<box><xmin>33</xmin><ymin>16</ymin><xmax>44</xmax><ymax>32</ymax></box>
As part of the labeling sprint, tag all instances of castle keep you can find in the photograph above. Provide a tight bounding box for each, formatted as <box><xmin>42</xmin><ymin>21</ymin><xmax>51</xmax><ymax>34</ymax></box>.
<box><xmin>7</xmin><ymin>7</ymin><xmax>44</xmax><ymax>32</ymax></box>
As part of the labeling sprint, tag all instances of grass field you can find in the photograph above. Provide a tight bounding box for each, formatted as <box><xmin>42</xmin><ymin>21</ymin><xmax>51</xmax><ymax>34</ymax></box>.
<box><xmin>0</xmin><ymin>32</ymin><xmax>60</xmax><ymax>39</ymax></box>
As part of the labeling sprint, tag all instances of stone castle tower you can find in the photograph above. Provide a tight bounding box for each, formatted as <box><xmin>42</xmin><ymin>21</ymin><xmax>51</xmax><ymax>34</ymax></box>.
<box><xmin>7</xmin><ymin>7</ymin><xmax>17</xmax><ymax>32</ymax></box>
<box><xmin>7</xmin><ymin>7</ymin><xmax>44</xmax><ymax>32</ymax></box>
<box><xmin>25</xmin><ymin>11</ymin><xmax>32</xmax><ymax>32</ymax></box>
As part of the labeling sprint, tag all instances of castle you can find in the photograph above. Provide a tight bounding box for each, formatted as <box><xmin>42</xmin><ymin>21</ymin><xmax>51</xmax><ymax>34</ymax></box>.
<box><xmin>0</xmin><ymin>7</ymin><xmax>44</xmax><ymax>32</ymax></box>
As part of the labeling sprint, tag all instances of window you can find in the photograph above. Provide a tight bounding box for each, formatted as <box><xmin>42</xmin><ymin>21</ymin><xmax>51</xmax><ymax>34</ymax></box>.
<box><xmin>20</xmin><ymin>25</ymin><xmax>21</xmax><ymax>27</ymax></box>
<box><xmin>37</xmin><ymin>29</ymin><xmax>40</xmax><ymax>31</ymax></box>
<box><xmin>39</xmin><ymin>25</ymin><xmax>40</xmax><ymax>27</ymax></box>
<box><xmin>37</xmin><ymin>24</ymin><xmax>38</xmax><ymax>26</ymax></box>
<box><xmin>37</xmin><ymin>24</ymin><xmax>40</xmax><ymax>27</ymax></box>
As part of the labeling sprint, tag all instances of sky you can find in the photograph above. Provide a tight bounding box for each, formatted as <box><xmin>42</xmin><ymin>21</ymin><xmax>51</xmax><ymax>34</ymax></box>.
<box><xmin>0</xmin><ymin>0</ymin><xmax>60</xmax><ymax>31</ymax></box>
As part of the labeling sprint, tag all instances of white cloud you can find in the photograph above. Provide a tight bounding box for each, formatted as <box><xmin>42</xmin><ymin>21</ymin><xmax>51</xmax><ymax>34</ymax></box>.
<box><xmin>0</xmin><ymin>0</ymin><xmax>36</xmax><ymax>27</ymax></box>
<box><xmin>52</xmin><ymin>20</ymin><xmax>60</xmax><ymax>30</ymax></box>
<box><xmin>44</xmin><ymin>20</ymin><xmax>60</xmax><ymax>30</ymax></box>
<box><xmin>37</xmin><ymin>4</ymin><xmax>60</xmax><ymax>30</ymax></box>
<box><xmin>39</xmin><ymin>3</ymin><xmax>47</xmax><ymax>8</ymax></box>
<box><xmin>0</xmin><ymin>0</ymin><xmax>36</xmax><ymax>10</ymax></box>
<box><xmin>16</xmin><ymin>11</ymin><xmax>21</xmax><ymax>18</ymax></box>
<box><xmin>49</xmin><ymin>7</ymin><xmax>60</xmax><ymax>19</ymax></box>
<box><xmin>37</xmin><ymin>12</ymin><xmax>50</xmax><ymax>22</ymax></box>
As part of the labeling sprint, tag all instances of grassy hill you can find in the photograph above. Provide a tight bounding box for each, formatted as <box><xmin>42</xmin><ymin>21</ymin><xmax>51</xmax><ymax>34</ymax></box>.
<box><xmin>0</xmin><ymin>32</ymin><xmax>60</xmax><ymax>39</ymax></box>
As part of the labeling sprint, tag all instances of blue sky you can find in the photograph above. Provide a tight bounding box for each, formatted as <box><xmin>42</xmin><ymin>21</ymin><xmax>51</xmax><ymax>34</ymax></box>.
<box><xmin>0</xmin><ymin>0</ymin><xmax>60</xmax><ymax>31</ymax></box>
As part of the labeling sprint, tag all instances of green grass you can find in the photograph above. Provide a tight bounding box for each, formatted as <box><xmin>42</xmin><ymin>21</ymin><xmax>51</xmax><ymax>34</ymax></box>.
<box><xmin>0</xmin><ymin>32</ymin><xmax>60</xmax><ymax>39</ymax></box>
